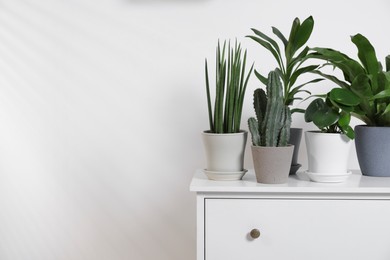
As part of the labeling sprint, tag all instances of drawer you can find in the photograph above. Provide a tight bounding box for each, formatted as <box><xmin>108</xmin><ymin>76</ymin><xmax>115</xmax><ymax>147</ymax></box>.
<box><xmin>205</xmin><ymin>198</ymin><xmax>390</xmax><ymax>260</ymax></box>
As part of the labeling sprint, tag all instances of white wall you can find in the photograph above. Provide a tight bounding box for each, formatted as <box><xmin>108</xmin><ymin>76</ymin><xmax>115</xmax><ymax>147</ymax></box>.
<box><xmin>0</xmin><ymin>0</ymin><xmax>389</xmax><ymax>259</ymax></box>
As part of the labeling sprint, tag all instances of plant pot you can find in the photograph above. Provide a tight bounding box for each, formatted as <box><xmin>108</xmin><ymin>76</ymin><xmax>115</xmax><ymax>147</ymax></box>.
<box><xmin>251</xmin><ymin>145</ymin><xmax>294</xmax><ymax>184</ymax></box>
<box><xmin>202</xmin><ymin>131</ymin><xmax>248</xmax><ymax>181</ymax></box>
<box><xmin>289</xmin><ymin>128</ymin><xmax>302</xmax><ymax>175</ymax></box>
<box><xmin>305</xmin><ymin>131</ymin><xmax>352</xmax><ymax>182</ymax></box>
<box><xmin>355</xmin><ymin>125</ymin><xmax>390</xmax><ymax>177</ymax></box>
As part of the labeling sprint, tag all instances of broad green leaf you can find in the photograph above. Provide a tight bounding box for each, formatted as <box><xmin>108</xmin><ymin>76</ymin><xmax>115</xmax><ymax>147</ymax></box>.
<box><xmin>338</xmin><ymin>111</ymin><xmax>351</xmax><ymax>127</ymax></box>
<box><xmin>285</xmin><ymin>18</ymin><xmax>300</xmax><ymax>62</ymax></box>
<box><xmin>329</xmin><ymin>88</ymin><xmax>360</xmax><ymax>106</ymax></box>
<box><xmin>377</xmin><ymin>71</ymin><xmax>390</xmax><ymax>93</ymax></box>
<box><xmin>272</xmin><ymin>26</ymin><xmax>288</xmax><ymax>48</ymax></box>
<box><xmin>305</xmin><ymin>98</ymin><xmax>325</xmax><ymax>122</ymax></box>
<box><xmin>370</xmin><ymin>88</ymin><xmax>390</xmax><ymax>100</ymax></box>
<box><xmin>293</xmin><ymin>16</ymin><xmax>314</xmax><ymax>53</ymax></box>
<box><xmin>313</xmin><ymin>106</ymin><xmax>339</xmax><ymax>129</ymax></box>
<box><xmin>351</xmin><ymin>34</ymin><xmax>379</xmax><ymax>75</ymax></box>
<box><xmin>310</xmin><ymin>48</ymin><xmax>365</xmax><ymax>82</ymax></box>
<box><xmin>340</xmin><ymin>125</ymin><xmax>355</xmax><ymax>139</ymax></box>
<box><xmin>329</xmin><ymin>99</ymin><xmax>354</xmax><ymax>113</ymax></box>
<box><xmin>350</xmin><ymin>74</ymin><xmax>373</xmax><ymax>97</ymax></box>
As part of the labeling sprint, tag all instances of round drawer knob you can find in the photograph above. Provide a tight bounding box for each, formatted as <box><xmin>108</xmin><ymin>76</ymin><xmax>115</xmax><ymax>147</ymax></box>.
<box><xmin>250</xmin><ymin>228</ymin><xmax>260</xmax><ymax>239</ymax></box>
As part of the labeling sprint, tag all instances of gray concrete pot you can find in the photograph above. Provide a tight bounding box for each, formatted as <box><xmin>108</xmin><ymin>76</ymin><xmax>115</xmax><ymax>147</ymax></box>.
<box><xmin>251</xmin><ymin>145</ymin><xmax>294</xmax><ymax>184</ymax></box>
<box><xmin>289</xmin><ymin>128</ymin><xmax>302</xmax><ymax>175</ymax></box>
<box><xmin>355</xmin><ymin>125</ymin><xmax>390</xmax><ymax>177</ymax></box>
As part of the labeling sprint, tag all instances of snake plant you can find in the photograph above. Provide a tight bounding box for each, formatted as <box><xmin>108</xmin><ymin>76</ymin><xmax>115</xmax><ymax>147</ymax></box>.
<box><xmin>205</xmin><ymin>40</ymin><xmax>254</xmax><ymax>133</ymax></box>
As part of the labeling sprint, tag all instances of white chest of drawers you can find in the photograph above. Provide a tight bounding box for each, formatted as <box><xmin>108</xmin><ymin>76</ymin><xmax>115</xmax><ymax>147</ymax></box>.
<box><xmin>190</xmin><ymin>169</ymin><xmax>390</xmax><ymax>260</ymax></box>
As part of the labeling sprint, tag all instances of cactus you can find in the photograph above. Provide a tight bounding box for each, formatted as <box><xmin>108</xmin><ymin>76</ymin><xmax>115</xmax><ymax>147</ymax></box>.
<box><xmin>248</xmin><ymin>70</ymin><xmax>291</xmax><ymax>147</ymax></box>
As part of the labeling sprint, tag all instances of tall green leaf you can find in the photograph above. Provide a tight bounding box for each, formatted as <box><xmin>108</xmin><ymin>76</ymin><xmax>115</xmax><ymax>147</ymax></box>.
<box><xmin>293</xmin><ymin>16</ymin><xmax>314</xmax><ymax>54</ymax></box>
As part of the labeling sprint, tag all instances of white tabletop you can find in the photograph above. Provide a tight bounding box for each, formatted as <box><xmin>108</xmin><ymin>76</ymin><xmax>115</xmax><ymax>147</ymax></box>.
<box><xmin>190</xmin><ymin>169</ymin><xmax>390</xmax><ymax>195</ymax></box>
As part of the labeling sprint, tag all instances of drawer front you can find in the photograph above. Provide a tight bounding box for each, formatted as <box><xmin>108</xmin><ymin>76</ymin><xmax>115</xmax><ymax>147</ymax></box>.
<box><xmin>205</xmin><ymin>198</ymin><xmax>390</xmax><ymax>260</ymax></box>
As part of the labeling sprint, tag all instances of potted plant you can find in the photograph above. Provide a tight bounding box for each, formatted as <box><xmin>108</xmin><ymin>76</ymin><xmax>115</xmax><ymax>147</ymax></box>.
<box><xmin>247</xmin><ymin>16</ymin><xmax>323</xmax><ymax>174</ymax></box>
<box><xmin>248</xmin><ymin>70</ymin><xmax>293</xmax><ymax>184</ymax></box>
<box><xmin>304</xmin><ymin>88</ymin><xmax>359</xmax><ymax>182</ymax></box>
<box><xmin>202</xmin><ymin>40</ymin><xmax>253</xmax><ymax>181</ymax></box>
<box><xmin>310</xmin><ymin>34</ymin><xmax>390</xmax><ymax>177</ymax></box>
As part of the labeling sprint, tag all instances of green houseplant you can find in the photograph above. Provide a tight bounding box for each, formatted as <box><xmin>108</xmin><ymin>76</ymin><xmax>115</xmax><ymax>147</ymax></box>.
<box><xmin>202</xmin><ymin>40</ymin><xmax>253</xmax><ymax>181</ymax></box>
<box><xmin>248</xmin><ymin>70</ymin><xmax>293</xmax><ymax>184</ymax></box>
<box><xmin>310</xmin><ymin>33</ymin><xmax>390</xmax><ymax>177</ymax></box>
<box><xmin>247</xmin><ymin>16</ymin><xmax>323</xmax><ymax>174</ymax></box>
<box><xmin>303</xmin><ymin>89</ymin><xmax>359</xmax><ymax>182</ymax></box>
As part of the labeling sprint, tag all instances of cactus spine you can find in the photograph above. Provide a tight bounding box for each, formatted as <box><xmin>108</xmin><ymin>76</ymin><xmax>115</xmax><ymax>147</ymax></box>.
<box><xmin>248</xmin><ymin>70</ymin><xmax>291</xmax><ymax>147</ymax></box>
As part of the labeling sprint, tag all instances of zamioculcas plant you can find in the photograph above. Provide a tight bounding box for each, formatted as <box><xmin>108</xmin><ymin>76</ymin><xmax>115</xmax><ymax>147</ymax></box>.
<box><xmin>247</xmin><ymin>16</ymin><xmax>323</xmax><ymax>113</ymax></box>
<box><xmin>304</xmin><ymin>88</ymin><xmax>360</xmax><ymax>139</ymax></box>
<box><xmin>248</xmin><ymin>70</ymin><xmax>292</xmax><ymax>146</ymax></box>
<box><xmin>310</xmin><ymin>33</ymin><xmax>390</xmax><ymax>126</ymax></box>
<box><xmin>205</xmin><ymin>40</ymin><xmax>254</xmax><ymax>133</ymax></box>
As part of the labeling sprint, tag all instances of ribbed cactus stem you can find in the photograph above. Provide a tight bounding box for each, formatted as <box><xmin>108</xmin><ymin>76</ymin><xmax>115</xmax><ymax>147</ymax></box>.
<box><xmin>248</xmin><ymin>117</ymin><xmax>261</xmax><ymax>146</ymax></box>
<box><xmin>249</xmin><ymin>70</ymin><xmax>292</xmax><ymax>147</ymax></box>
<box><xmin>278</xmin><ymin>106</ymin><xmax>292</xmax><ymax>146</ymax></box>
<box><xmin>262</xmin><ymin>71</ymin><xmax>284</xmax><ymax>147</ymax></box>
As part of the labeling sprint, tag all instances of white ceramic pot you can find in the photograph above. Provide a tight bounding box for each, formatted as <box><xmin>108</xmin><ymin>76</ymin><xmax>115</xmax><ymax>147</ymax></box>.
<box><xmin>202</xmin><ymin>131</ymin><xmax>247</xmax><ymax>181</ymax></box>
<box><xmin>305</xmin><ymin>131</ymin><xmax>352</xmax><ymax>182</ymax></box>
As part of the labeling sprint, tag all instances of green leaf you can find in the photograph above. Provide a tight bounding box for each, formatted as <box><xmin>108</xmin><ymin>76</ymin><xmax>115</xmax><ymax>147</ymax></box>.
<box><xmin>351</xmin><ymin>34</ymin><xmax>379</xmax><ymax>75</ymax></box>
<box><xmin>289</xmin><ymin>65</ymin><xmax>319</xmax><ymax>87</ymax></box>
<box><xmin>291</xmin><ymin>108</ymin><xmax>305</xmax><ymax>114</ymax></box>
<box><xmin>293</xmin><ymin>16</ymin><xmax>314</xmax><ymax>53</ymax></box>
<box><xmin>285</xmin><ymin>18</ymin><xmax>300</xmax><ymax>62</ymax></box>
<box><xmin>310</xmin><ymin>47</ymin><xmax>365</xmax><ymax>82</ymax></box>
<box><xmin>291</xmin><ymin>78</ymin><xmax>324</xmax><ymax>92</ymax></box>
<box><xmin>247</xmin><ymin>35</ymin><xmax>283</xmax><ymax>69</ymax></box>
<box><xmin>305</xmin><ymin>98</ymin><xmax>339</xmax><ymax>129</ymax></box>
<box><xmin>272</xmin><ymin>26</ymin><xmax>288</xmax><ymax>48</ymax></box>
<box><xmin>251</xmin><ymin>28</ymin><xmax>281</xmax><ymax>57</ymax></box>
<box><xmin>329</xmin><ymin>88</ymin><xmax>360</xmax><ymax>106</ymax></box>
<box><xmin>339</xmin><ymin>125</ymin><xmax>355</xmax><ymax>139</ymax></box>
<box><xmin>287</xmin><ymin>46</ymin><xmax>309</xmax><ymax>73</ymax></box>
<box><xmin>370</xmin><ymin>88</ymin><xmax>390</xmax><ymax>100</ymax></box>
<box><xmin>305</xmin><ymin>98</ymin><xmax>325</xmax><ymax>122</ymax></box>
<box><xmin>350</xmin><ymin>74</ymin><xmax>373</xmax><ymax>97</ymax></box>
<box><xmin>386</xmin><ymin>55</ymin><xmax>390</xmax><ymax>72</ymax></box>
<box><xmin>313</xmin><ymin>108</ymin><xmax>339</xmax><ymax>129</ymax></box>
<box><xmin>311</xmin><ymin>70</ymin><xmax>350</xmax><ymax>89</ymax></box>
<box><xmin>338</xmin><ymin>111</ymin><xmax>351</xmax><ymax>127</ymax></box>
<box><xmin>377</xmin><ymin>71</ymin><xmax>390</xmax><ymax>93</ymax></box>
<box><xmin>205</xmin><ymin>59</ymin><xmax>214</xmax><ymax>132</ymax></box>
<box><xmin>254</xmin><ymin>70</ymin><xmax>268</xmax><ymax>85</ymax></box>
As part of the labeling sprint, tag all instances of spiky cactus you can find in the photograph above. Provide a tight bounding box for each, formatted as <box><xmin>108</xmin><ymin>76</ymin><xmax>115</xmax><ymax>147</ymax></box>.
<box><xmin>248</xmin><ymin>71</ymin><xmax>292</xmax><ymax>147</ymax></box>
